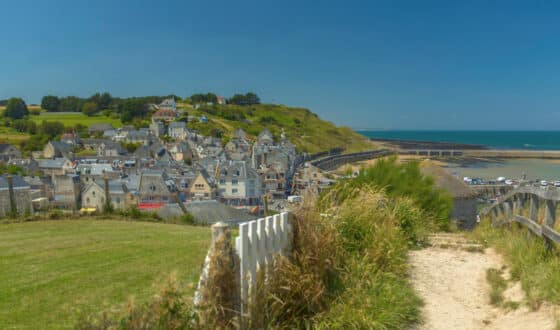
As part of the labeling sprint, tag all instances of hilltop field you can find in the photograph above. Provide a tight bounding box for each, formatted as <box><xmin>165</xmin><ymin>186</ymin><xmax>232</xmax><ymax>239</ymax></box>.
<box><xmin>0</xmin><ymin>103</ymin><xmax>372</xmax><ymax>154</ymax></box>
<box><xmin>0</xmin><ymin>219</ymin><xmax>210</xmax><ymax>329</ymax></box>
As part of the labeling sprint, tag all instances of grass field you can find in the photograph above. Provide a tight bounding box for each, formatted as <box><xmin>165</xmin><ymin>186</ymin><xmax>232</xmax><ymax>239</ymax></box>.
<box><xmin>29</xmin><ymin>112</ymin><xmax>122</xmax><ymax>128</ymax></box>
<box><xmin>0</xmin><ymin>220</ymin><xmax>210</xmax><ymax>329</ymax></box>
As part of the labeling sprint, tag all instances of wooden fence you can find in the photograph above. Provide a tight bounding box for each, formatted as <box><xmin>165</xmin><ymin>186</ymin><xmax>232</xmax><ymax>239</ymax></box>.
<box><xmin>481</xmin><ymin>186</ymin><xmax>560</xmax><ymax>249</ymax></box>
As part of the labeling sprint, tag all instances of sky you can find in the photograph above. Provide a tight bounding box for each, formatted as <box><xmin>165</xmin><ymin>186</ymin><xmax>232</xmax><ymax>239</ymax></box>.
<box><xmin>1</xmin><ymin>0</ymin><xmax>560</xmax><ymax>130</ymax></box>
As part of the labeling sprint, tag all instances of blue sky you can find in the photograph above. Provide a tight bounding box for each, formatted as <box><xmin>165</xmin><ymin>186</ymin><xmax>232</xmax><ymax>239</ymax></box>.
<box><xmin>1</xmin><ymin>0</ymin><xmax>559</xmax><ymax>130</ymax></box>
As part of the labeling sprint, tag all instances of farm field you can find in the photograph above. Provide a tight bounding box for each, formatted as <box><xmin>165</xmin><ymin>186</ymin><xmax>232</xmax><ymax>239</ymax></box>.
<box><xmin>29</xmin><ymin>112</ymin><xmax>122</xmax><ymax>128</ymax></box>
<box><xmin>0</xmin><ymin>220</ymin><xmax>210</xmax><ymax>329</ymax></box>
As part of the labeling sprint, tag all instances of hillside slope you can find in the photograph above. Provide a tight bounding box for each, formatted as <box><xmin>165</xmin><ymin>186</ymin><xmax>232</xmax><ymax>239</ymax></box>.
<box><xmin>181</xmin><ymin>103</ymin><xmax>372</xmax><ymax>154</ymax></box>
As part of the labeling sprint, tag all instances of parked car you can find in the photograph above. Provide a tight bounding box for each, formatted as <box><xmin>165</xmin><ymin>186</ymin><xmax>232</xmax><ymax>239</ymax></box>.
<box><xmin>554</xmin><ymin>181</ymin><xmax>560</xmax><ymax>187</ymax></box>
<box><xmin>540</xmin><ymin>180</ymin><xmax>549</xmax><ymax>187</ymax></box>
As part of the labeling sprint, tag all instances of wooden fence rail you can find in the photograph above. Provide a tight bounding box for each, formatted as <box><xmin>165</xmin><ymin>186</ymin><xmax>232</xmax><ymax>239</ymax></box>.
<box><xmin>481</xmin><ymin>186</ymin><xmax>560</xmax><ymax>248</ymax></box>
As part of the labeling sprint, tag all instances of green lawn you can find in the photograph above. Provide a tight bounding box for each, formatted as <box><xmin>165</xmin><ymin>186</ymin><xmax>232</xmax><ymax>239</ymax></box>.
<box><xmin>29</xmin><ymin>112</ymin><xmax>122</xmax><ymax>128</ymax></box>
<box><xmin>0</xmin><ymin>220</ymin><xmax>210</xmax><ymax>329</ymax></box>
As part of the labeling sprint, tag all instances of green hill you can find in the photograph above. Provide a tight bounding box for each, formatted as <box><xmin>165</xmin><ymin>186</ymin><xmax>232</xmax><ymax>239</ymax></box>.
<box><xmin>181</xmin><ymin>103</ymin><xmax>373</xmax><ymax>154</ymax></box>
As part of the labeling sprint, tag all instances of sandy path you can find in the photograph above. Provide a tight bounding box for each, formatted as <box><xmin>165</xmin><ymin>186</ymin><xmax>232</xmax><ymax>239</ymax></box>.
<box><xmin>409</xmin><ymin>235</ymin><xmax>557</xmax><ymax>330</ymax></box>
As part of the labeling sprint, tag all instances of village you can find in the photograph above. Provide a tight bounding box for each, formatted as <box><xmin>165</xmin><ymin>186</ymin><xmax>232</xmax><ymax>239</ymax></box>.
<box><xmin>0</xmin><ymin>97</ymin><xmax>304</xmax><ymax>223</ymax></box>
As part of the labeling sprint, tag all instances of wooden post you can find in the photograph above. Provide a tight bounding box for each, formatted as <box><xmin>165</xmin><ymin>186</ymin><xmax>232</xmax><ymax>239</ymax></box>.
<box><xmin>544</xmin><ymin>200</ymin><xmax>556</xmax><ymax>252</ymax></box>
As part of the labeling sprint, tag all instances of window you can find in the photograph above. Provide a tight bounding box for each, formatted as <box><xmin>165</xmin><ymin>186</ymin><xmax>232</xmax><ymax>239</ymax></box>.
<box><xmin>219</xmin><ymin>179</ymin><xmax>226</xmax><ymax>185</ymax></box>
<box><xmin>149</xmin><ymin>184</ymin><xmax>156</xmax><ymax>192</ymax></box>
<box><xmin>232</xmin><ymin>179</ymin><xmax>238</xmax><ymax>185</ymax></box>
<box><xmin>116</xmin><ymin>197</ymin><xmax>120</xmax><ymax>203</ymax></box>
<box><xmin>232</xmin><ymin>188</ymin><xmax>238</xmax><ymax>194</ymax></box>
<box><xmin>92</xmin><ymin>191</ymin><xmax>95</xmax><ymax>196</ymax></box>
<box><xmin>86</xmin><ymin>197</ymin><xmax>90</xmax><ymax>203</ymax></box>
<box><xmin>195</xmin><ymin>184</ymin><xmax>205</xmax><ymax>190</ymax></box>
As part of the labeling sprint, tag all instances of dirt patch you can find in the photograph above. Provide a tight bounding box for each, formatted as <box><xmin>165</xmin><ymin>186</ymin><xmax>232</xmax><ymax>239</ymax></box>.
<box><xmin>410</xmin><ymin>234</ymin><xmax>558</xmax><ymax>329</ymax></box>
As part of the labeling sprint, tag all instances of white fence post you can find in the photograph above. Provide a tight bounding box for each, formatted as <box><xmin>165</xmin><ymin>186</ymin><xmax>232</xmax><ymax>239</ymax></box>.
<box><xmin>234</xmin><ymin>212</ymin><xmax>292</xmax><ymax>320</ymax></box>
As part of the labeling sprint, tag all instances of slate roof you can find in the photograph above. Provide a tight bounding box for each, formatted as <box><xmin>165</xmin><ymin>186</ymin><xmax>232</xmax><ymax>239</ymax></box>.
<box><xmin>0</xmin><ymin>143</ymin><xmax>17</xmax><ymax>153</ymax></box>
<box><xmin>0</xmin><ymin>174</ymin><xmax>31</xmax><ymax>190</ymax></box>
<box><xmin>38</xmin><ymin>158</ymin><xmax>67</xmax><ymax>169</ymax></box>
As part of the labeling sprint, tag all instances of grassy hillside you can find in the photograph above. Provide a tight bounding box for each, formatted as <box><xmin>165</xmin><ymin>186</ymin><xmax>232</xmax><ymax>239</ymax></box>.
<box><xmin>0</xmin><ymin>220</ymin><xmax>209</xmax><ymax>329</ymax></box>
<box><xmin>29</xmin><ymin>112</ymin><xmax>122</xmax><ymax>127</ymax></box>
<box><xmin>181</xmin><ymin>103</ymin><xmax>372</xmax><ymax>154</ymax></box>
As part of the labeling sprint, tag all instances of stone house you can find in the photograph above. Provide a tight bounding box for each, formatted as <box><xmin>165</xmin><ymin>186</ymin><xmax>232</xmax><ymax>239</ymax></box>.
<box><xmin>189</xmin><ymin>170</ymin><xmax>216</xmax><ymax>201</ymax></box>
<box><xmin>168</xmin><ymin>142</ymin><xmax>193</xmax><ymax>163</ymax></box>
<box><xmin>38</xmin><ymin>158</ymin><xmax>75</xmax><ymax>179</ymax></box>
<box><xmin>149</xmin><ymin>120</ymin><xmax>166</xmax><ymax>137</ymax></box>
<box><xmin>53</xmin><ymin>174</ymin><xmax>81</xmax><ymax>210</ymax></box>
<box><xmin>81</xmin><ymin>180</ymin><xmax>131</xmax><ymax>211</ymax></box>
<box><xmin>168</xmin><ymin>121</ymin><xmax>188</xmax><ymax>139</ymax></box>
<box><xmin>0</xmin><ymin>144</ymin><xmax>21</xmax><ymax>162</ymax></box>
<box><xmin>0</xmin><ymin>175</ymin><xmax>33</xmax><ymax>216</ymax></box>
<box><xmin>260</xmin><ymin>165</ymin><xmax>286</xmax><ymax>199</ymax></box>
<box><xmin>216</xmin><ymin>160</ymin><xmax>262</xmax><ymax>206</ymax></box>
<box><xmin>43</xmin><ymin>141</ymin><xmax>73</xmax><ymax>159</ymax></box>
<box><xmin>152</xmin><ymin>109</ymin><xmax>176</xmax><ymax>123</ymax></box>
<box><xmin>97</xmin><ymin>141</ymin><xmax>127</xmax><ymax>157</ymax></box>
<box><xmin>158</xmin><ymin>97</ymin><xmax>177</xmax><ymax>112</ymax></box>
<box><xmin>251</xmin><ymin>129</ymin><xmax>296</xmax><ymax>179</ymax></box>
<box><xmin>138</xmin><ymin>170</ymin><xmax>178</xmax><ymax>205</ymax></box>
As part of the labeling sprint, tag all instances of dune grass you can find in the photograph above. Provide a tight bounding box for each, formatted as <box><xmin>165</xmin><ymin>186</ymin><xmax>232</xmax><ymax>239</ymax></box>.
<box><xmin>0</xmin><ymin>220</ymin><xmax>210</xmax><ymax>329</ymax></box>
<box><xmin>470</xmin><ymin>219</ymin><xmax>560</xmax><ymax>309</ymax></box>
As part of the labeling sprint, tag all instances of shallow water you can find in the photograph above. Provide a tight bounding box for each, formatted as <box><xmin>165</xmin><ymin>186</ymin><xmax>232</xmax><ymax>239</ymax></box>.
<box><xmin>445</xmin><ymin>159</ymin><xmax>560</xmax><ymax>181</ymax></box>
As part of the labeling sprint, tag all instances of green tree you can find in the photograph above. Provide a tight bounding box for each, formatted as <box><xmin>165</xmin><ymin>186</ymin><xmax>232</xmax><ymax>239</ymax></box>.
<box><xmin>119</xmin><ymin>99</ymin><xmax>148</xmax><ymax>123</ymax></box>
<box><xmin>59</xmin><ymin>96</ymin><xmax>82</xmax><ymax>112</ymax></box>
<box><xmin>41</xmin><ymin>95</ymin><xmax>60</xmax><ymax>112</ymax></box>
<box><xmin>39</xmin><ymin>121</ymin><xmax>65</xmax><ymax>138</ymax></box>
<box><xmin>82</xmin><ymin>102</ymin><xmax>99</xmax><ymax>116</ymax></box>
<box><xmin>4</xmin><ymin>98</ymin><xmax>29</xmax><ymax>119</ymax></box>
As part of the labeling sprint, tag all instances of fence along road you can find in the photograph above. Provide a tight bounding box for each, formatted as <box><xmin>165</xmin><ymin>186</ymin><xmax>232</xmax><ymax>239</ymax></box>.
<box><xmin>481</xmin><ymin>186</ymin><xmax>560</xmax><ymax>249</ymax></box>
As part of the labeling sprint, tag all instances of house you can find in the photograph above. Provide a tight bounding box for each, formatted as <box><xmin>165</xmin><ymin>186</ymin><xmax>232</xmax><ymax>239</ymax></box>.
<box><xmin>168</xmin><ymin>142</ymin><xmax>193</xmax><ymax>163</ymax></box>
<box><xmin>97</xmin><ymin>141</ymin><xmax>127</xmax><ymax>157</ymax></box>
<box><xmin>76</xmin><ymin>163</ymin><xmax>119</xmax><ymax>185</ymax></box>
<box><xmin>38</xmin><ymin>158</ymin><xmax>74</xmax><ymax>179</ymax></box>
<box><xmin>168</xmin><ymin>121</ymin><xmax>188</xmax><ymax>139</ymax></box>
<box><xmin>149</xmin><ymin>120</ymin><xmax>166</xmax><ymax>137</ymax></box>
<box><xmin>89</xmin><ymin>123</ymin><xmax>114</xmax><ymax>136</ymax></box>
<box><xmin>60</xmin><ymin>132</ymin><xmax>80</xmax><ymax>145</ymax></box>
<box><xmin>260</xmin><ymin>165</ymin><xmax>286</xmax><ymax>199</ymax></box>
<box><xmin>0</xmin><ymin>175</ymin><xmax>33</xmax><ymax>216</ymax></box>
<box><xmin>138</xmin><ymin>170</ymin><xmax>178</xmax><ymax>207</ymax></box>
<box><xmin>0</xmin><ymin>144</ymin><xmax>21</xmax><ymax>162</ymax></box>
<box><xmin>158</xmin><ymin>97</ymin><xmax>177</xmax><ymax>112</ymax></box>
<box><xmin>216</xmin><ymin>160</ymin><xmax>263</xmax><ymax>206</ymax></box>
<box><xmin>189</xmin><ymin>170</ymin><xmax>216</xmax><ymax>201</ymax></box>
<box><xmin>217</xmin><ymin>96</ymin><xmax>226</xmax><ymax>105</ymax></box>
<box><xmin>43</xmin><ymin>141</ymin><xmax>73</xmax><ymax>159</ymax></box>
<box><xmin>152</xmin><ymin>109</ymin><xmax>176</xmax><ymax>123</ymax></box>
<box><xmin>53</xmin><ymin>174</ymin><xmax>81</xmax><ymax>210</ymax></box>
<box><xmin>225</xmin><ymin>129</ymin><xmax>251</xmax><ymax>161</ymax></box>
<box><xmin>81</xmin><ymin>180</ymin><xmax>131</xmax><ymax>211</ymax></box>
<box><xmin>251</xmin><ymin>129</ymin><xmax>297</xmax><ymax>179</ymax></box>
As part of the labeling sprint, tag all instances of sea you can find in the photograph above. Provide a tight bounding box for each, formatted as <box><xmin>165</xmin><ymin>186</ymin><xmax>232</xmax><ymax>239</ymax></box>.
<box><xmin>357</xmin><ymin>130</ymin><xmax>560</xmax><ymax>181</ymax></box>
<box><xmin>358</xmin><ymin>130</ymin><xmax>560</xmax><ymax>151</ymax></box>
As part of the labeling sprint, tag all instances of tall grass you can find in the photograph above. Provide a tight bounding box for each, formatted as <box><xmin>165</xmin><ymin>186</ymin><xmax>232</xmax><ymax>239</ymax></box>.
<box><xmin>470</xmin><ymin>219</ymin><xmax>560</xmax><ymax>308</ymax></box>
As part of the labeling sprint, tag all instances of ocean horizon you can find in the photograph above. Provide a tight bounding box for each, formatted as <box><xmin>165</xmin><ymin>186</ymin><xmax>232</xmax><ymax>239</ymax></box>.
<box><xmin>357</xmin><ymin>130</ymin><xmax>560</xmax><ymax>151</ymax></box>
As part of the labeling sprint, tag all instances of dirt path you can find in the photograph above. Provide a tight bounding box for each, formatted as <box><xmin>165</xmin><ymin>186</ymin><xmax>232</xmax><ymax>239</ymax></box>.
<box><xmin>409</xmin><ymin>233</ymin><xmax>558</xmax><ymax>330</ymax></box>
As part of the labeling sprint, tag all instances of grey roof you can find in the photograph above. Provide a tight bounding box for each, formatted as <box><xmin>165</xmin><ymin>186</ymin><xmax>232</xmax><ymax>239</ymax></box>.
<box><xmin>218</xmin><ymin>160</ymin><xmax>259</xmax><ymax>180</ymax></box>
<box><xmin>0</xmin><ymin>175</ymin><xmax>30</xmax><ymax>190</ymax></box>
<box><xmin>0</xmin><ymin>143</ymin><xmax>17</xmax><ymax>153</ymax></box>
<box><xmin>38</xmin><ymin>158</ymin><xmax>67</xmax><ymax>169</ymax></box>
<box><xmin>185</xmin><ymin>200</ymin><xmax>257</xmax><ymax>225</ymax></box>
<box><xmin>169</xmin><ymin>121</ymin><xmax>186</xmax><ymax>129</ymax></box>
<box><xmin>50</xmin><ymin>141</ymin><xmax>73</xmax><ymax>154</ymax></box>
